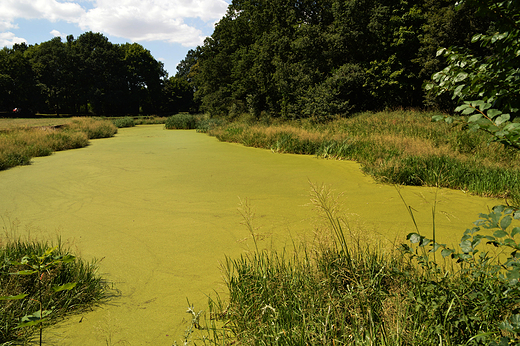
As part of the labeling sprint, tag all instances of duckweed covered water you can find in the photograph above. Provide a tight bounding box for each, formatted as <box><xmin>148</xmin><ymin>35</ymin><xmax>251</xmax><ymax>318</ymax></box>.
<box><xmin>0</xmin><ymin>125</ymin><xmax>502</xmax><ymax>345</ymax></box>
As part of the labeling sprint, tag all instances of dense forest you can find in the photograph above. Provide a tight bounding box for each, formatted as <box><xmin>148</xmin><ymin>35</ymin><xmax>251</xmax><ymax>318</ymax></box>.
<box><xmin>0</xmin><ymin>32</ymin><xmax>194</xmax><ymax>116</ymax></box>
<box><xmin>0</xmin><ymin>0</ymin><xmax>501</xmax><ymax>119</ymax></box>
<box><xmin>181</xmin><ymin>0</ymin><xmax>493</xmax><ymax>119</ymax></box>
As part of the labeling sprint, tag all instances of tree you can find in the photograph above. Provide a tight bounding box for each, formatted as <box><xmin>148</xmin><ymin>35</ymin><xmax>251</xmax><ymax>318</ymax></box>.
<box><xmin>426</xmin><ymin>0</ymin><xmax>520</xmax><ymax>150</ymax></box>
<box><xmin>0</xmin><ymin>44</ymin><xmax>37</xmax><ymax>114</ymax></box>
<box><xmin>120</xmin><ymin>43</ymin><xmax>166</xmax><ymax>114</ymax></box>
<box><xmin>26</xmin><ymin>37</ymin><xmax>70</xmax><ymax>115</ymax></box>
<box><xmin>162</xmin><ymin>76</ymin><xmax>195</xmax><ymax>113</ymax></box>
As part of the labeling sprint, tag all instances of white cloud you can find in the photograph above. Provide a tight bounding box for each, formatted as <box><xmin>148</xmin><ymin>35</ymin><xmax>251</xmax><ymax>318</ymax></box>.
<box><xmin>0</xmin><ymin>20</ymin><xmax>17</xmax><ymax>32</ymax></box>
<box><xmin>50</xmin><ymin>29</ymin><xmax>66</xmax><ymax>38</ymax></box>
<box><xmin>0</xmin><ymin>0</ymin><xmax>228</xmax><ymax>47</ymax></box>
<box><xmin>0</xmin><ymin>32</ymin><xmax>27</xmax><ymax>47</ymax></box>
<box><xmin>0</xmin><ymin>0</ymin><xmax>85</xmax><ymax>23</ymax></box>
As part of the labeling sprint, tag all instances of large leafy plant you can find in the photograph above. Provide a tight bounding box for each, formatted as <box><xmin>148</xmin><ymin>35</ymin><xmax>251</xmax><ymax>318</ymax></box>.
<box><xmin>426</xmin><ymin>0</ymin><xmax>520</xmax><ymax>150</ymax></box>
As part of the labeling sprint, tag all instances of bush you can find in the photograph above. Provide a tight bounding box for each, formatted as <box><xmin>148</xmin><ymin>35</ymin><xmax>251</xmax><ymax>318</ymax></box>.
<box><xmin>112</xmin><ymin>117</ymin><xmax>135</xmax><ymax>128</ymax></box>
<box><xmin>165</xmin><ymin>113</ymin><xmax>196</xmax><ymax>130</ymax></box>
<box><xmin>196</xmin><ymin>118</ymin><xmax>225</xmax><ymax>133</ymax></box>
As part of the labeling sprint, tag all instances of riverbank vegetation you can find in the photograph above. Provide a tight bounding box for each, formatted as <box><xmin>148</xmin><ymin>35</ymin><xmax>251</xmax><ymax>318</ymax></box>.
<box><xmin>202</xmin><ymin>109</ymin><xmax>520</xmax><ymax>206</ymax></box>
<box><xmin>187</xmin><ymin>185</ymin><xmax>520</xmax><ymax>345</ymax></box>
<box><xmin>0</xmin><ymin>117</ymin><xmax>117</xmax><ymax>171</ymax></box>
<box><xmin>0</xmin><ymin>220</ymin><xmax>109</xmax><ymax>345</ymax></box>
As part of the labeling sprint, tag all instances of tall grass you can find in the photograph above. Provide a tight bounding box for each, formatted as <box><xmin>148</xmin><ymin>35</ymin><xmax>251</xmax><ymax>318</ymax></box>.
<box><xmin>0</xmin><ymin>117</ymin><xmax>117</xmax><ymax>171</ymax></box>
<box><xmin>207</xmin><ymin>110</ymin><xmax>520</xmax><ymax>205</ymax></box>
<box><xmin>0</xmin><ymin>234</ymin><xmax>109</xmax><ymax>345</ymax></box>
<box><xmin>190</xmin><ymin>184</ymin><xmax>520</xmax><ymax>345</ymax></box>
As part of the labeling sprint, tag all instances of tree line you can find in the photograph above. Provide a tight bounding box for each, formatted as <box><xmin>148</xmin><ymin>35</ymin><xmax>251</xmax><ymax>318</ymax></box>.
<box><xmin>179</xmin><ymin>0</ymin><xmax>493</xmax><ymax>119</ymax></box>
<box><xmin>0</xmin><ymin>32</ymin><xmax>195</xmax><ymax>116</ymax></box>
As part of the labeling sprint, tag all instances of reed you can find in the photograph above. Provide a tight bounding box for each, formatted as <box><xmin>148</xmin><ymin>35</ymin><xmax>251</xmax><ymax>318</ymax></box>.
<box><xmin>0</xmin><ymin>236</ymin><xmax>109</xmax><ymax>344</ymax></box>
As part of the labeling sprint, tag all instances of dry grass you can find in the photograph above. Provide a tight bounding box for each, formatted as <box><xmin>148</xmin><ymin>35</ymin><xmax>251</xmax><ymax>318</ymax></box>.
<box><xmin>0</xmin><ymin>118</ymin><xmax>73</xmax><ymax>131</ymax></box>
<box><xmin>0</xmin><ymin>117</ymin><xmax>117</xmax><ymax>171</ymax></box>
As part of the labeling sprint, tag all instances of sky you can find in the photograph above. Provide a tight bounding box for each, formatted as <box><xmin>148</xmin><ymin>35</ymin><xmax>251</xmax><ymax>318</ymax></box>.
<box><xmin>0</xmin><ymin>0</ymin><xmax>231</xmax><ymax>77</ymax></box>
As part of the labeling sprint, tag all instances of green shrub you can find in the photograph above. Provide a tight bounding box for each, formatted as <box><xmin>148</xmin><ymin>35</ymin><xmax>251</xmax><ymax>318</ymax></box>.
<box><xmin>165</xmin><ymin>113</ymin><xmax>196</xmax><ymax>130</ymax></box>
<box><xmin>112</xmin><ymin>117</ymin><xmax>135</xmax><ymax>128</ymax></box>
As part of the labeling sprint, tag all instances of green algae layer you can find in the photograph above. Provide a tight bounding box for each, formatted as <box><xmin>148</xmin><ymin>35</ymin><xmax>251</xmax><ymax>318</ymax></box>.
<box><xmin>0</xmin><ymin>125</ymin><xmax>503</xmax><ymax>345</ymax></box>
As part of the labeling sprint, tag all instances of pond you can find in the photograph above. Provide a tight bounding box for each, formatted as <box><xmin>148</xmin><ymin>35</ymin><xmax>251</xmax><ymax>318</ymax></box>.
<box><xmin>0</xmin><ymin>125</ymin><xmax>502</xmax><ymax>345</ymax></box>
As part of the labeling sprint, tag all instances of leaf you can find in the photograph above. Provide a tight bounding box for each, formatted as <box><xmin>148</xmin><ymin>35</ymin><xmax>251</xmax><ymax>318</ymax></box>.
<box><xmin>501</xmin><ymin>215</ymin><xmax>512</xmax><ymax>230</ymax></box>
<box><xmin>12</xmin><ymin>270</ymin><xmax>38</xmax><ymax>276</ymax></box>
<box><xmin>407</xmin><ymin>233</ymin><xmax>422</xmax><ymax>244</ymax></box>
<box><xmin>462</xmin><ymin>107</ymin><xmax>476</xmax><ymax>115</ymax></box>
<box><xmin>496</xmin><ymin>114</ymin><xmax>511</xmax><ymax>125</ymax></box>
<box><xmin>460</xmin><ymin>240</ymin><xmax>473</xmax><ymax>253</ymax></box>
<box><xmin>468</xmin><ymin>114</ymin><xmax>482</xmax><ymax>122</ymax></box>
<box><xmin>15</xmin><ymin>310</ymin><xmax>53</xmax><ymax>328</ymax></box>
<box><xmin>503</xmin><ymin>238</ymin><xmax>517</xmax><ymax>247</ymax></box>
<box><xmin>487</xmin><ymin>109</ymin><xmax>503</xmax><ymax>118</ymax></box>
<box><xmin>494</xmin><ymin>230</ymin><xmax>508</xmax><ymax>238</ymax></box>
<box><xmin>441</xmin><ymin>249</ymin><xmax>454</xmax><ymax>258</ymax></box>
<box><xmin>0</xmin><ymin>294</ymin><xmax>28</xmax><ymax>301</ymax></box>
<box><xmin>436</xmin><ymin>48</ymin><xmax>446</xmax><ymax>57</ymax></box>
<box><xmin>455</xmin><ymin>103</ymin><xmax>471</xmax><ymax>112</ymax></box>
<box><xmin>512</xmin><ymin>227</ymin><xmax>520</xmax><ymax>237</ymax></box>
<box><xmin>53</xmin><ymin>282</ymin><xmax>77</xmax><ymax>292</ymax></box>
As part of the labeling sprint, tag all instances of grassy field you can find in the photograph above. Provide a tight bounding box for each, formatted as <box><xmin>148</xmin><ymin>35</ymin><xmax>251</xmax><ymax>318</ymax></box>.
<box><xmin>0</xmin><ymin>117</ymin><xmax>74</xmax><ymax>130</ymax></box>
<box><xmin>205</xmin><ymin>110</ymin><xmax>520</xmax><ymax>206</ymax></box>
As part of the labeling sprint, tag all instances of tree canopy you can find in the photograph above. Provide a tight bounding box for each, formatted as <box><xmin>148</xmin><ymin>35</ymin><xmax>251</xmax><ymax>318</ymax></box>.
<box><xmin>185</xmin><ymin>0</ymin><xmax>491</xmax><ymax>119</ymax></box>
<box><xmin>0</xmin><ymin>32</ymin><xmax>188</xmax><ymax>116</ymax></box>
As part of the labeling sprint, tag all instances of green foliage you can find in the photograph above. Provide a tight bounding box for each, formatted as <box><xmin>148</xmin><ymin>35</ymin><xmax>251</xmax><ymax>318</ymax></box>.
<box><xmin>426</xmin><ymin>0</ymin><xmax>520</xmax><ymax>150</ymax></box>
<box><xmin>403</xmin><ymin>204</ymin><xmax>520</xmax><ymax>344</ymax></box>
<box><xmin>164</xmin><ymin>113</ymin><xmax>196</xmax><ymax>130</ymax></box>
<box><xmin>0</xmin><ymin>239</ymin><xmax>108</xmax><ymax>344</ymax></box>
<box><xmin>0</xmin><ymin>32</ymin><xmax>166</xmax><ymax>116</ymax></box>
<box><xmin>186</xmin><ymin>0</ymin><xmax>487</xmax><ymax>119</ymax></box>
<box><xmin>112</xmin><ymin>116</ymin><xmax>136</xmax><ymax>128</ymax></box>
<box><xmin>190</xmin><ymin>185</ymin><xmax>520</xmax><ymax>345</ymax></box>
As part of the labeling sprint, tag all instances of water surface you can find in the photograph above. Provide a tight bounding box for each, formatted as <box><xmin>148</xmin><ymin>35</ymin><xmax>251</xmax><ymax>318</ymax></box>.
<box><xmin>0</xmin><ymin>125</ymin><xmax>502</xmax><ymax>344</ymax></box>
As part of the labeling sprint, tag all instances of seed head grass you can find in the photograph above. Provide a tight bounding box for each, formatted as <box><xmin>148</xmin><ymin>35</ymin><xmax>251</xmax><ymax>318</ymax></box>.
<box><xmin>192</xmin><ymin>184</ymin><xmax>520</xmax><ymax>345</ymax></box>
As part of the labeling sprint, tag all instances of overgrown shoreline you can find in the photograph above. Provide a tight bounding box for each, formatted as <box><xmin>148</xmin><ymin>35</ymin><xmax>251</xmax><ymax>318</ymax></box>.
<box><xmin>178</xmin><ymin>185</ymin><xmax>520</xmax><ymax>345</ymax></box>
<box><xmin>201</xmin><ymin>110</ymin><xmax>520</xmax><ymax>206</ymax></box>
<box><xmin>0</xmin><ymin>233</ymin><xmax>109</xmax><ymax>344</ymax></box>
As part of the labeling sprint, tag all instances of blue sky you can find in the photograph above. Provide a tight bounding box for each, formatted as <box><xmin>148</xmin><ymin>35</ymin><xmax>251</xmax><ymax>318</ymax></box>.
<box><xmin>0</xmin><ymin>0</ymin><xmax>230</xmax><ymax>77</ymax></box>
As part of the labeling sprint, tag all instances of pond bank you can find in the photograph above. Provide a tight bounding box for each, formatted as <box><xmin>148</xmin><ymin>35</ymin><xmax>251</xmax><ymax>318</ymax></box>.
<box><xmin>0</xmin><ymin>125</ymin><xmax>503</xmax><ymax>344</ymax></box>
